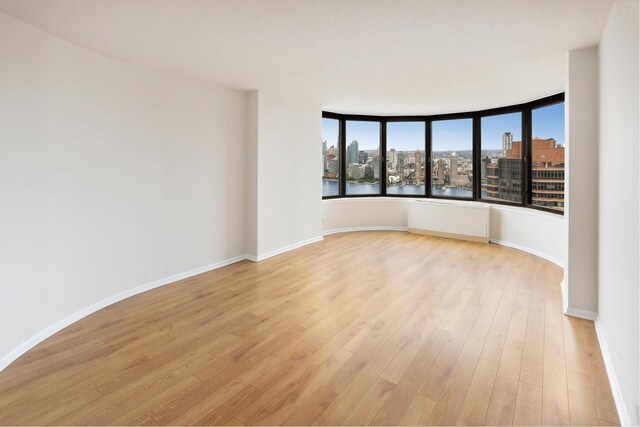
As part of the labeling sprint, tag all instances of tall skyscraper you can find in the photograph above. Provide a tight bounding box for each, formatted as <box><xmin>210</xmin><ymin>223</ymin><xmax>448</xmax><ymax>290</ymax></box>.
<box><xmin>434</xmin><ymin>158</ymin><xmax>446</xmax><ymax>184</ymax></box>
<box><xmin>414</xmin><ymin>149</ymin><xmax>422</xmax><ymax>183</ymax></box>
<box><xmin>347</xmin><ymin>140</ymin><xmax>359</xmax><ymax>164</ymax></box>
<box><xmin>372</xmin><ymin>155</ymin><xmax>380</xmax><ymax>179</ymax></box>
<box><xmin>389</xmin><ymin>149</ymin><xmax>398</xmax><ymax>169</ymax></box>
<box><xmin>450</xmin><ymin>156</ymin><xmax>459</xmax><ymax>181</ymax></box>
<box><xmin>502</xmin><ymin>132</ymin><xmax>513</xmax><ymax>156</ymax></box>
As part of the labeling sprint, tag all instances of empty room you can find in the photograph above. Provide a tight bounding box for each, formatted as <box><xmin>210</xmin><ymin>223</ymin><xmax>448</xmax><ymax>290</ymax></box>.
<box><xmin>0</xmin><ymin>0</ymin><xmax>638</xmax><ymax>426</ymax></box>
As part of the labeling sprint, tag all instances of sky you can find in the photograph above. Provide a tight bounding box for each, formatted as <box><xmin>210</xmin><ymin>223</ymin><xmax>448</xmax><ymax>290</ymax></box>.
<box><xmin>345</xmin><ymin>120</ymin><xmax>380</xmax><ymax>150</ymax></box>
<box><xmin>322</xmin><ymin>118</ymin><xmax>339</xmax><ymax>147</ymax></box>
<box><xmin>481</xmin><ymin>112</ymin><xmax>522</xmax><ymax>150</ymax></box>
<box><xmin>533</xmin><ymin>102</ymin><xmax>565</xmax><ymax>146</ymax></box>
<box><xmin>322</xmin><ymin>102</ymin><xmax>565</xmax><ymax>152</ymax></box>
<box><xmin>387</xmin><ymin>122</ymin><xmax>425</xmax><ymax>151</ymax></box>
<box><xmin>432</xmin><ymin>118</ymin><xmax>472</xmax><ymax>152</ymax></box>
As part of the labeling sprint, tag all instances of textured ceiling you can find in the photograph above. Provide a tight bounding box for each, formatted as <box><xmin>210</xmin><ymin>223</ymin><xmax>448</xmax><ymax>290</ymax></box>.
<box><xmin>0</xmin><ymin>0</ymin><xmax>615</xmax><ymax>114</ymax></box>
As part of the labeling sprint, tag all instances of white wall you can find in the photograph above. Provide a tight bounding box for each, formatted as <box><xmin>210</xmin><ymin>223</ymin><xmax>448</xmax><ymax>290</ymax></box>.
<box><xmin>322</xmin><ymin>198</ymin><xmax>409</xmax><ymax>233</ymax></box>
<box><xmin>249</xmin><ymin>90</ymin><xmax>323</xmax><ymax>260</ymax></box>
<box><xmin>597</xmin><ymin>0</ymin><xmax>639</xmax><ymax>424</ymax></box>
<box><xmin>245</xmin><ymin>91</ymin><xmax>259</xmax><ymax>257</ymax></box>
<box><xmin>0</xmin><ymin>12</ymin><xmax>248</xmax><ymax>366</ymax></box>
<box><xmin>322</xmin><ymin>198</ymin><xmax>564</xmax><ymax>267</ymax></box>
<box><xmin>564</xmin><ymin>47</ymin><xmax>599</xmax><ymax>316</ymax></box>
<box><xmin>489</xmin><ymin>205</ymin><xmax>564</xmax><ymax>266</ymax></box>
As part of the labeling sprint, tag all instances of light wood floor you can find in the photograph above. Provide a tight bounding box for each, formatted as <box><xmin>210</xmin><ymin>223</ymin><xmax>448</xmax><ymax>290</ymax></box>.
<box><xmin>0</xmin><ymin>232</ymin><xmax>620</xmax><ymax>426</ymax></box>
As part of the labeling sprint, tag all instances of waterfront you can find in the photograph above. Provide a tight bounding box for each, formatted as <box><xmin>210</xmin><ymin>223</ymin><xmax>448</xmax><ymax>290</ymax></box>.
<box><xmin>323</xmin><ymin>180</ymin><xmax>473</xmax><ymax>198</ymax></box>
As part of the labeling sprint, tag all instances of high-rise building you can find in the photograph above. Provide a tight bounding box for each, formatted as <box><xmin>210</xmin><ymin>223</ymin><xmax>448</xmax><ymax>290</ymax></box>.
<box><xmin>449</xmin><ymin>156</ymin><xmax>462</xmax><ymax>185</ymax></box>
<box><xmin>433</xmin><ymin>158</ymin><xmax>446</xmax><ymax>185</ymax></box>
<box><xmin>324</xmin><ymin>144</ymin><xmax>338</xmax><ymax>178</ymax></box>
<box><xmin>502</xmin><ymin>132</ymin><xmax>513</xmax><ymax>156</ymax></box>
<box><xmin>388</xmin><ymin>149</ymin><xmax>398</xmax><ymax>169</ymax></box>
<box><xmin>486</xmin><ymin>137</ymin><xmax>564</xmax><ymax>209</ymax></box>
<box><xmin>530</xmin><ymin>137</ymin><xmax>564</xmax><ymax>209</ymax></box>
<box><xmin>322</xmin><ymin>140</ymin><xmax>327</xmax><ymax>173</ymax></box>
<box><xmin>347</xmin><ymin>140</ymin><xmax>359</xmax><ymax>164</ymax></box>
<box><xmin>328</xmin><ymin>158</ymin><xmax>339</xmax><ymax>176</ymax></box>
<box><xmin>372</xmin><ymin>155</ymin><xmax>380</xmax><ymax>179</ymax></box>
<box><xmin>359</xmin><ymin>151</ymin><xmax>368</xmax><ymax>164</ymax></box>
<box><xmin>481</xmin><ymin>156</ymin><xmax>491</xmax><ymax>179</ymax></box>
<box><xmin>486</xmin><ymin>159</ymin><xmax>521</xmax><ymax>202</ymax></box>
<box><xmin>364</xmin><ymin>163</ymin><xmax>373</xmax><ymax>179</ymax></box>
<box><xmin>348</xmin><ymin>163</ymin><xmax>365</xmax><ymax>179</ymax></box>
<box><xmin>415</xmin><ymin>149</ymin><xmax>422</xmax><ymax>183</ymax></box>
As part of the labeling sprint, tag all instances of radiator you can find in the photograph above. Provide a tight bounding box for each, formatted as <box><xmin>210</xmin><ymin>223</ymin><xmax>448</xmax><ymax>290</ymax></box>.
<box><xmin>408</xmin><ymin>200</ymin><xmax>490</xmax><ymax>243</ymax></box>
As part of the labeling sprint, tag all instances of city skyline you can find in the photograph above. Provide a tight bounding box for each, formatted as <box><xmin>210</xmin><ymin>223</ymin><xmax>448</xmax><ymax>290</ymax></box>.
<box><xmin>322</xmin><ymin>102</ymin><xmax>565</xmax><ymax>152</ymax></box>
<box><xmin>323</xmin><ymin>102</ymin><xmax>565</xmax><ymax>205</ymax></box>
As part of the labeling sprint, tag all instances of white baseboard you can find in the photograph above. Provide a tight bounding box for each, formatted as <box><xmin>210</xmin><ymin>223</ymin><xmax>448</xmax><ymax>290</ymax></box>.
<box><xmin>489</xmin><ymin>238</ymin><xmax>564</xmax><ymax>268</ymax></box>
<box><xmin>1</xmin><ymin>234</ymin><xmax>328</xmax><ymax>372</ymax></box>
<box><xmin>0</xmin><ymin>254</ymin><xmax>248</xmax><ymax>373</ymax></box>
<box><xmin>560</xmin><ymin>280</ymin><xmax>569</xmax><ymax>313</ymax></box>
<box><xmin>323</xmin><ymin>226</ymin><xmax>409</xmax><ymax>236</ymax></box>
<box><xmin>594</xmin><ymin>318</ymin><xmax>631</xmax><ymax>426</ymax></box>
<box><xmin>245</xmin><ymin>235</ymin><xmax>324</xmax><ymax>262</ymax></box>
<box><xmin>564</xmin><ymin>307</ymin><xmax>597</xmax><ymax>321</ymax></box>
<box><xmin>559</xmin><ymin>280</ymin><xmax>597</xmax><ymax>321</ymax></box>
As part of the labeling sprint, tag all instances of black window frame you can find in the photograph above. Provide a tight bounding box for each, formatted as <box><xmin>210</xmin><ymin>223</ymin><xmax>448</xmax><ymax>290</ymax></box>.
<box><xmin>529</xmin><ymin>98</ymin><xmax>566</xmax><ymax>213</ymax></box>
<box><xmin>322</xmin><ymin>93</ymin><xmax>565</xmax><ymax>215</ymax></box>
<box><xmin>478</xmin><ymin>109</ymin><xmax>525</xmax><ymax>206</ymax></box>
<box><xmin>341</xmin><ymin>117</ymin><xmax>384</xmax><ymax>198</ymax></box>
<box><xmin>429</xmin><ymin>115</ymin><xmax>475</xmax><ymax>201</ymax></box>
<box><xmin>321</xmin><ymin>116</ymin><xmax>342</xmax><ymax>199</ymax></box>
<box><xmin>384</xmin><ymin>117</ymin><xmax>428</xmax><ymax>198</ymax></box>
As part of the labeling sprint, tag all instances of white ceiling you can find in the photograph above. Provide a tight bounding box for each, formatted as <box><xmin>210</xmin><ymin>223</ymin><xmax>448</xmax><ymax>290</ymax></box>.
<box><xmin>0</xmin><ymin>0</ymin><xmax>614</xmax><ymax>115</ymax></box>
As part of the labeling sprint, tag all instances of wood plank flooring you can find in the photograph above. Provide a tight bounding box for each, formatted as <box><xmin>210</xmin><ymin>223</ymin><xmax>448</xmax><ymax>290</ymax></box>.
<box><xmin>0</xmin><ymin>231</ymin><xmax>620</xmax><ymax>425</ymax></box>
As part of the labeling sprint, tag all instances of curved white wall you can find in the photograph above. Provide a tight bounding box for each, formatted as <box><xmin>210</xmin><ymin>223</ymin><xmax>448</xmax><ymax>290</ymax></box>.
<box><xmin>323</xmin><ymin>198</ymin><xmax>565</xmax><ymax>267</ymax></box>
<box><xmin>0</xmin><ymin>12</ymin><xmax>248</xmax><ymax>369</ymax></box>
<box><xmin>488</xmin><ymin>205</ymin><xmax>564</xmax><ymax>266</ymax></box>
<box><xmin>322</xmin><ymin>198</ymin><xmax>409</xmax><ymax>233</ymax></box>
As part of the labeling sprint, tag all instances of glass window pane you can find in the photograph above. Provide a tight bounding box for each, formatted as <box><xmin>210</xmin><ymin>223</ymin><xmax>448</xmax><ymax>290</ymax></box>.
<box><xmin>346</xmin><ymin>121</ymin><xmax>381</xmax><ymax>195</ymax></box>
<box><xmin>481</xmin><ymin>112</ymin><xmax>523</xmax><ymax>204</ymax></box>
<box><xmin>322</xmin><ymin>118</ymin><xmax>339</xmax><ymax>197</ymax></box>
<box><xmin>532</xmin><ymin>103</ymin><xmax>565</xmax><ymax>211</ymax></box>
<box><xmin>431</xmin><ymin>118</ymin><xmax>473</xmax><ymax>198</ymax></box>
<box><xmin>386</xmin><ymin>122</ymin><xmax>426</xmax><ymax>195</ymax></box>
